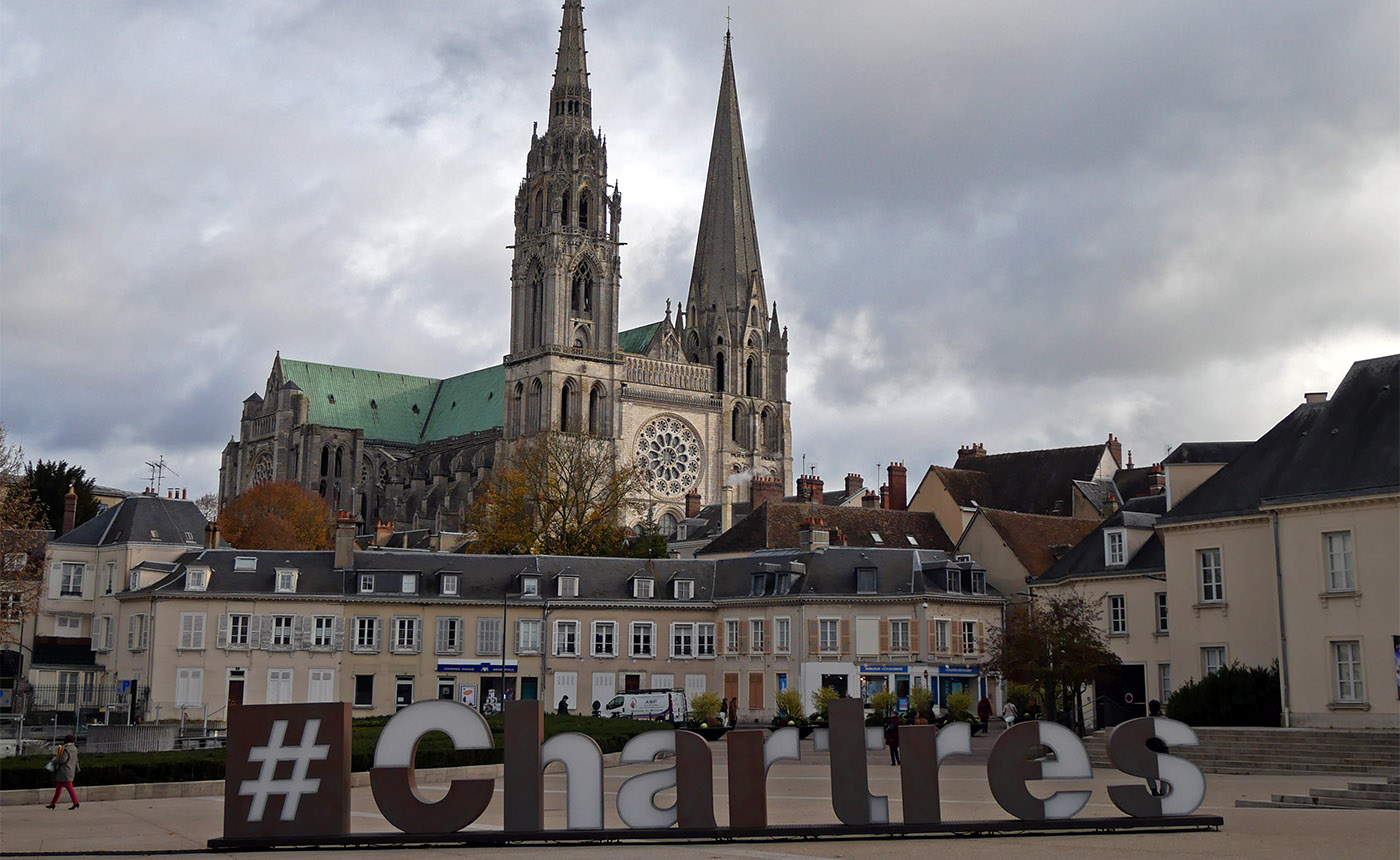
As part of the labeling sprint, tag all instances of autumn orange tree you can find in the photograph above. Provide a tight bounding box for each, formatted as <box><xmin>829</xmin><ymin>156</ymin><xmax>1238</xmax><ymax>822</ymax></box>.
<box><xmin>219</xmin><ymin>481</ymin><xmax>334</xmax><ymax>550</ymax></box>
<box><xmin>0</xmin><ymin>424</ymin><xmax>48</xmax><ymax>648</ymax></box>
<box><xmin>463</xmin><ymin>433</ymin><xmax>645</xmax><ymax>556</ymax></box>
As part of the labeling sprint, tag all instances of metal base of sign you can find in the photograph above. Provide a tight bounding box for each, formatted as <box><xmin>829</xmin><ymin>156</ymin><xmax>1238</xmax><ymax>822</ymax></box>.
<box><xmin>208</xmin><ymin>815</ymin><xmax>1223</xmax><ymax>851</ymax></box>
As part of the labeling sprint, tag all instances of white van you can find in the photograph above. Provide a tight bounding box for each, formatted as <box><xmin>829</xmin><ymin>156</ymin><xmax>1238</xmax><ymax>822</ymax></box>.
<box><xmin>602</xmin><ymin>689</ymin><xmax>688</xmax><ymax>723</ymax></box>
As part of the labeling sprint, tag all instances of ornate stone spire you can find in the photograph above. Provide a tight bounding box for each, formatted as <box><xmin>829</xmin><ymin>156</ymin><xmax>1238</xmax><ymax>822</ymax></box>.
<box><xmin>687</xmin><ymin>31</ymin><xmax>764</xmax><ymax>318</ymax></box>
<box><xmin>548</xmin><ymin>0</ymin><xmax>591</xmax><ymax>131</ymax></box>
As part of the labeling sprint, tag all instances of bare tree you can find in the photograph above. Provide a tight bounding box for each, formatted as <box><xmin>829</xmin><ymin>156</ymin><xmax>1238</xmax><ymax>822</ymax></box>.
<box><xmin>0</xmin><ymin>425</ymin><xmax>49</xmax><ymax>648</ymax></box>
<box><xmin>193</xmin><ymin>491</ymin><xmax>219</xmax><ymax>523</ymax></box>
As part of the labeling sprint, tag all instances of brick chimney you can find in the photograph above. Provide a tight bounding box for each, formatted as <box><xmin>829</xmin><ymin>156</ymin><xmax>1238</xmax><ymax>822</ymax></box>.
<box><xmin>374</xmin><ymin>520</ymin><xmax>394</xmax><ymax>547</ymax></box>
<box><xmin>845</xmin><ymin>473</ymin><xmax>863</xmax><ymax>498</ymax></box>
<box><xmin>887</xmin><ymin>462</ymin><xmax>907</xmax><ymax>511</ymax></box>
<box><xmin>721</xmin><ymin>485</ymin><xmax>733</xmax><ymax>533</ymax></box>
<box><xmin>829</xmin><ymin>527</ymin><xmax>847</xmax><ymax>547</ymax></box>
<box><xmin>1106</xmin><ymin>433</ymin><xmax>1123</xmax><ymax>468</ymax></box>
<box><xmin>334</xmin><ymin>511</ymin><xmax>357</xmax><ymax>569</ymax></box>
<box><xmin>1148</xmin><ymin>463</ymin><xmax>1166</xmax><ymax>495</ymax></box>
<box><xmin>808</xmin><ymin>475</ymin><xmax>824</xmax><ymax>503</ymax></box>
<box><xmin>61</xmin><ymin>485</ymin><xmax>77</xmax><ymax>536</ymax></box>
<box><xmin>798</xmin><ymin>517</ymin><xmax>829</xmax><ymax>553</ymax></box>
<box><xmin>750</xmin><ymin>476</ymin><xmax>782</xmax><ymax>510</ymax></box>
<box><xmin>795</xmin><ymin>475</ymin><xmax>816</xmax><ymax>503</ymax></box>
<box><xmin>1102</xmin><ymin>492</ymin><xmax>1119</xmax><ymax>517</ymax></box>
<box><xmin>879</xmin><ymin>485</ymin><xmax>890</xmax><ymax>509</ymax></box>
<box><xmin>685</xmin><ymin>490</ymin><xmax>702</xmax><ymax>519</ymax></box>
<box><xmin>957</xmin><ymin>443</ymin><xmax>987</xmax><ymax>459</ymax></box>
<box><xmin>862</xmin><ymin>490</ymin><xmax>879</xmax><ymax>508</ymax></box>
<box><xmin>205</xmin><ymin>520</ymin><xmax>220</xmax><ymax>549</ymax></box>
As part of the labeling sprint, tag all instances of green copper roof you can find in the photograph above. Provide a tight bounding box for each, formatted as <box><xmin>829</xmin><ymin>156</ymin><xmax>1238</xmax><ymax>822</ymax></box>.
<box><xmin>420</xmin><ymin>364</ymin><xmax>505</xmax><ymax>441</ymax></box>
<box><xmin>618</xmin><ymin>321</ymin><xmax>661</xmax><ymax>355</ymax></box>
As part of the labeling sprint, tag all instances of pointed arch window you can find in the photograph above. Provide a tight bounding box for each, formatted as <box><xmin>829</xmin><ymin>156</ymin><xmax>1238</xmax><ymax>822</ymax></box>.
<box><xmin>334</xmin><ymin>447</ymin><xmax>343</xmax><ymax>478</ymax></box>
<box><xmin>731</xmin><ymin>404</ymin><xmax>749</xmax><ymax>448</ymax></box>
<box><xmin>715</xmin><ymin>352</ymin><xmax>726</xmax><ymax>393</ymax></box>
<box><xmin>534</xmin><ymin>190</ymin><xmax>544</xmax><ymax>230</ymax></box>
<box><xmin>559</xmin><ymin>381</ymin><xmax>579</xmax><ymax>433</ymax></box>
<box><xmin>528</xmin><ymin>264</ymin><xmax>545</xmax><ymax>349</ymax></box>
<box><xmin>526</xmin><ymin>378</ymin><xmax>543</xmax><ymax>435</ymax></box>
<box><xmin>762</xmin><ymin>407</ymin><xmax>779</xmax><ymax>452</ymax></box>
<box><xmin>560</xmin><ymin>190</ymin><xmax>570</xmax><ymax>229</ymax></box>
<box><xmin>571</xmin><ymin>261</ymin><xmax>593</xmax><ymax>317</ymax></box>
<box><xmin>578</xmin><ymin>189</ymin><xmax>589</xmax><ymax>229</ymax></box>
<box><xmin>746</xmin><ymin>356</ymin><xmax>759</xmax><ymax>397</ymax></box>
<box><xmin>509</xmin><ymin>383</ymin><xmax>524</xmax><ymax>436</ymax></box>
<box><xmin>320</xmin><ymin>446</ymin><xmax>330</xmax><ymax>477</ymax></box>
<box><xmin>588</xmin><ymin>384</ymin><xmax>606</xmax><ymax>436</ymax></box>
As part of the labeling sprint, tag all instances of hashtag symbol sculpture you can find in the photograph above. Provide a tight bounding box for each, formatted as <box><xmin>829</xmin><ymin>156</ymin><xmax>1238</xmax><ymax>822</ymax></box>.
<box><xmin>238</xmin><ymin>718</ymin><xmax>331</xmax><ymax>822</ymax></box>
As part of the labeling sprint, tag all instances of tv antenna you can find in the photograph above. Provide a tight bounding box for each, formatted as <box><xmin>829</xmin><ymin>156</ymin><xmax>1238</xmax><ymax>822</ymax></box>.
<box><xmin>145</xmin><ymin>456</ymin><xmax>179</xmax><ymax>494</ymax></box>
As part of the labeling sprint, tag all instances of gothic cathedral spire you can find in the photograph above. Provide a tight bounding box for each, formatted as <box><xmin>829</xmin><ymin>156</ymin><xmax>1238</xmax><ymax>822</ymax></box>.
<box><xmin>548</xmin><ymin>0</ymin><xmax>591</xmax><ymax>132</ymax></box>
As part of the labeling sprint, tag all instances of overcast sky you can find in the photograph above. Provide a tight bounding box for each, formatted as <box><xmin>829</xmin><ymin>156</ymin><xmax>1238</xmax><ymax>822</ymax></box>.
<box><xmin>3</xmin><ymin>1</ymin><xmax>1397</xmax><ymax>500</ymax></box>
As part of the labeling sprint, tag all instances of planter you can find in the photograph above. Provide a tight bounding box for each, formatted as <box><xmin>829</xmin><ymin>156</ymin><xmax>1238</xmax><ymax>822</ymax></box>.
<box><xmin>688</xmin><ymin>726</ymin><xmax>730</xmax><ymax>741</ymax></box>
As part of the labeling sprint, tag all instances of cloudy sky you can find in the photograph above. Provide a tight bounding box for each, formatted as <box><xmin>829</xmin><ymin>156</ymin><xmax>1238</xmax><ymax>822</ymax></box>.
<box><xmin>3</xmin><ymin>0</ymin><xmax>1397</xmax><ymax>499</ymax></box>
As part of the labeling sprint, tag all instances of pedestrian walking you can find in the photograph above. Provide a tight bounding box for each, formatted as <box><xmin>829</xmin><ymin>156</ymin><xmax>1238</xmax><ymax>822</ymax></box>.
<box><xmin>977</xmin><ymin>695</ymin><xmax>992</xmax><ymax>735</ymax></box>
<box><xmin>1001</xmin><ymin>699</ymin><xmax>1017</xmax><ymax>728</ymax></box>
<box><xmin>729</xmin><ymin>697</ymin><xmax>739</xmax><ymax>726</ymax></box>
<box><xmin>719</xmin><ymin>696</ymin><xmax>729</xmax><ymax>727</ymax></box>
<box><xmin>46</xmin><ymin>734</ymin><xmax>79</xmax><ymax>810</ymax></box>
<box><xmin>557</xmin><ymin>695</ymin><xmax>570</xmax><ymax>716</ymax></box>
<box><xmin>883</xmin><ymin>714</ymin><xmax>901</xmax><ymax>765</ymax></box>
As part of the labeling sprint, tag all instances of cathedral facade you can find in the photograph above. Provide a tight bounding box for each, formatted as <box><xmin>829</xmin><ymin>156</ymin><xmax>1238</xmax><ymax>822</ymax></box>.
<box><xmin>219</xmin><ymin>1</ymin><xmax>792</xmax><ymax>538</ymax></box>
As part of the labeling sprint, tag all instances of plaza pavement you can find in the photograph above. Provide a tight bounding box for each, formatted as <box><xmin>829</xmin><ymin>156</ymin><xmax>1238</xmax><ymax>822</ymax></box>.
<box><xmin>1</xmin><ymin>740</ymin><xmax>1395</xmax><ymax>859</ymax></box>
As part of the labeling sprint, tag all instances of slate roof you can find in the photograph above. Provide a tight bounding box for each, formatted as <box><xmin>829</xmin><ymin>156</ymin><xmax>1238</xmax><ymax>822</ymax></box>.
<box><xmin>1035</xmin><ymin>497</ymin><xmax>1168</xmax><ymax>584</ymax></box>
<box><xmin>951</xmin><ymin>444</ymin><xmax>1109</xmax><ymax>516</ymax></box>
<box><xmin>52</xmin><ymin>494</ymin><xmax>207</xmax><ymax>548</ymax></box>
<box><xmin>1162</xmin><ymin>441</ymin><xmax>1253</xmax><ymax>466</ymax></box>
<box><xmin>696</xmin><ymin>501</ymin><xmax>955</xmax><ymax>556</ymax></box>
<box><xmin>965</xmin><ymin>508</ymin><xmax>1101</xmax><ymax>578</ymax></box>
<box><xmin>711</xmin><ymin>547</ymin><xmax>999</xmax><ymax>601</ymax></box>
<box><xmin>1160</xmin><ymin>355</ymin><xmax>1400</xmax><ymax>523</ymax></box>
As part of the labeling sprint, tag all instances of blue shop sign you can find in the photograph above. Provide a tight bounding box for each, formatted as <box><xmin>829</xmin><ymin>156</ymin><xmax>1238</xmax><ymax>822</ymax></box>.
<box><xmin>936</xmin><ymin>665</ymin><xmax>980</xmax><ymax>676</ymax></box>
<box><xmin>437</xmin><ymin>661</ymin><xmax>519</xmax><ymax>674</ymax></box>
<box><xmin>859</xmin><ymin>665</ymin><xmax>908</xmax><ymax>673</ymax></box>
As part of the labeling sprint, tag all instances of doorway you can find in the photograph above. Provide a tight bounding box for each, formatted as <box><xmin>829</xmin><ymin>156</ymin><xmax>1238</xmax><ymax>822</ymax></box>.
<box><xmin>395</xmin><ymin>677</ymin><xmax>414</xmax><ymax>711</ymax></box>
<box><xmin>1096</xmin><ymin>664</ymin><xmax>1147</xmax><ymax>727</ymax></box>
<box><xmin>227</xmin><ymin>669</ymin><xmax>246</xmax><ymax>707</ymax></box>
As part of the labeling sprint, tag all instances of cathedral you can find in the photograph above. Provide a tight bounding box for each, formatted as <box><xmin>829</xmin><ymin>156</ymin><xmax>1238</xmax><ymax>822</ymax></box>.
<box><xmin>219</xmin><ymin>1</ymin><xmax>793</xmax><ymax>539</ymax></box>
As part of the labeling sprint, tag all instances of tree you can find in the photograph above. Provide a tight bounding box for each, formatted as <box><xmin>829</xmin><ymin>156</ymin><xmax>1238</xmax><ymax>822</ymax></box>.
<box><xmin>462</xmin><ymin>433</ymin><xmax>645</xmax><ymax>556</ymax></box>
<box><xmin>1</xmin><ymin>425</ymin><xmax>49</xmax><ymax>648</ymax></box>
<box><xmin>987</xmin><ymin>590</ymin><xmax>1121</xmax><ymax>728</ymax></box>
<box><xmin>622</xmin><ymin>517</ymin><xmax>669</xmax><ymax>559</ymax></box>
<box><xmin>193</xmin><ymin>492</ymin><xmax>219</xmax><ymax>522</ymax></box>
<box><xmin>219</xmin><ymin>481</ymin><xmax>334</xmax><ymax>550</ymax></box>
<box><xmin>25</xmin><ymin>460</ymin><xmax>98</xmax><ymax>534</ymax></box>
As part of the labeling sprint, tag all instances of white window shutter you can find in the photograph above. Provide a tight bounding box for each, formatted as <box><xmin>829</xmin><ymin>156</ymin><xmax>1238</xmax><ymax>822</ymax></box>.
<box><xmin>414</xmin><ymin>618</ymin><xmax>423</xmax><ymax>653</ymax></box>
<box><xmin>333</xmin><ymin>616</ymin><xmax>345</xmax><ymax>650</ymax></box>
<box><xmin>49</xmin><ymin>562</ymin><xmax>61</xmax><ymax>599</ymax></box>
<box><xmin>216</xmin><ymin>615</ymin><xmax>228</xmax><ymax>649</ymax></box>
<box><xmin>296</xmin><ymin>616</ymin><xmax>312</xmax><ymax>650</ymax></box>
<box><xmin>250</xmin><ymin>615</ymin><xmax>265</xmax><ymax>649</ymax></box>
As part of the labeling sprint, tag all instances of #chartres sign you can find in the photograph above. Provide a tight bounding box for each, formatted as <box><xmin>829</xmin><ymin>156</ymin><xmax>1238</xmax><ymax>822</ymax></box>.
<box><xmin>221</xmin><ymin>698</ymin><xmax>1210</xmax><ymax>843</ymax></box>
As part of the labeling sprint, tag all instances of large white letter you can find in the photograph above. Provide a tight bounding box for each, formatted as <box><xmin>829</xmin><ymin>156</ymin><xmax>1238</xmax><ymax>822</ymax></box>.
<box><xmin>615</xmin><ymin>731</ymin><xmax>677</xmax><ymax>829</ymax></box>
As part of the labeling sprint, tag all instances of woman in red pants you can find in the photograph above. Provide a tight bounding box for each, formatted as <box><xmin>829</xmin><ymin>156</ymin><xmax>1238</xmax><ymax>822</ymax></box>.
<box><xmin>46</xmin><ymin>734</ymin><xmax>79</xmax><ymax>809</ymax></box>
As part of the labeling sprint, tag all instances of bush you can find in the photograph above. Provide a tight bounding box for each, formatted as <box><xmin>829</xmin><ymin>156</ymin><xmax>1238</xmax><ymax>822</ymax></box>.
<box><xmin>810</xmin><ymin>686</ymin><xmax>839</xmax><ymax>721</ymax></box>
<box><xmin>908</xmin><ymin>686</ymin><xmax>933</xmax><ymax>718</ymax></box>
<box><xmin>689</xmin><ymin>691</ymin><xmax>723</xmax><ymax>726</ymax></box>
<box><xmin>1166</xmin><ymin>662</ymin><xmax>1282</xmax><ymax>727</ymax></box>
<box><xmin>774</xmin><ymin>688</ymin><xmax>804</xmax><ymax>721</ymax></box>
<box><xmin>944</xmin><ymin>691</ymin><xmax>973</xmax><ymax>719</ymax></box>
<box><xmin>869</xmin><ymin>690</ymin><xmax>898</xmax><ymax>716</ymax></box>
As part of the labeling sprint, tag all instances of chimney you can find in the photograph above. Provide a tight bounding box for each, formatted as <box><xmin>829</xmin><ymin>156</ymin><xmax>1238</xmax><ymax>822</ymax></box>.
<box><xmin>334</xmin><ymin>511</ymin><xmax>356</xmax><ymax>569</ymax></box>
<box><xmin>61</xmin><ymin>485</ymin><xmax>77</xmax><ymax>536</ymax></box>
<box><xmin>795</xmin><ymin>475</ymin><xmax>813</xmax><ymax>502</ymax></box>
<box><xmin>844</xmin><ymin>473</ymin><xmax>863</xmax><ymax>498</ymax></box>
<box><xmin>887</xmin><ymin>462</ymin><xmax>907</xmax><ymax>511</ymax></box>
<box><xmin>750</xmin><ymin>476</ymin><xmax>782</xmax><ymax>510</ymax></box>
<box><xmin>828</xmin><ymin>527</ymin><xmax>847</xmax><ymax>547</ymax></box>
<box><xmin>685</xmin><ymin>490</ymin><xmax>702</xmax><ymax>519</ymax></box>
<box><xmin>1304</xmin><ymin>391</ymin><xmax>1328</xmax><ymax>404</ymax></box>
<box><xmin>1148</xmin><ymin>463</ymin><xmax>1166</xmax><ymax>495</ymax></box>
<box><xmin>808</xmin><ymin>474</ymin><xmax>824</xmax><ymax>504</ymax></box>
<box><xmin>879</xmin><ymin>485</ymin><xmax>890</xmax><ymax>509</ymax></box>
<box><xmin>721</xmin><ymin>485</ymin><xmax>733</xmax><ymax>533</ymax></box>
<box><xmin>375</xmin><ymin>520</ymin><xmax>394</xmax><ymax>547</ymax></box>
<box><xmin>1102</xmin><ymin>493</ymin><xmax>1119</xmax><ymax>517</ymax></box>
<box><xmin>205</xmin><ymin>520</ymin><xmax>220</xmax><ymax>549</ymax></box>
<box><xmin>798</xmin><ymin>517</ymin><xmax>829</xmax><ymax>553</ymax></box>
<box><xmin>862</xmin><ymin>490</ymin><xmax>879</xmax><ymax>508</ymax></box>
<box><xmin>182</xmin><ymin>488</ymin><xmax>188</xmax><ymax>500</ymax></box>
<box><xmin>957</xmin><ymin>443</ymin><xmax>987</xmax><ymax>459</ymax></box>
<box><xmin>1106</xmin><ymin>433</ymin><xmax>1123</xmax><ymax>468</ymax></box>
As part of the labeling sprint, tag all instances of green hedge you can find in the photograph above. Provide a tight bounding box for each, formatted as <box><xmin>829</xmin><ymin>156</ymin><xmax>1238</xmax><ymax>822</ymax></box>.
<box><xmin>0</xmin><ymin>713</ymin><xmax>669</xmax><ymax>791</ymax></box>
<box><xmin>1166</xmin><ymin>662</ymin><xmax>1282</xmax><ymax>727</ymax></box>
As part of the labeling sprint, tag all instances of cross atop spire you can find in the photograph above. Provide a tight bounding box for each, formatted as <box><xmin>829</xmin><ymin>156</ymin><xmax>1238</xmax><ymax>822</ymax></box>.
<box><xmin>548</xmin><ymin>0</ymin><xmax>591</xmax><ymax>131</ymax></box>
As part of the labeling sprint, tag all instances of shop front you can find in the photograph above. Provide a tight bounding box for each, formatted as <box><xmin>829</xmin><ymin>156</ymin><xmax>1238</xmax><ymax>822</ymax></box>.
<box><xmin>436</xmin><ymin>661</ymin><xmax>537</xmax><ymax>715</ymax></box>
<box><xmin>920</xmin><ymin>664</ymin><xmax>985</xmax><ymax>710</ymax></box>
<box><xmin>858</xmin><ymin>665</ymin><xmax>912</xmax><ymax>711</ymax></box>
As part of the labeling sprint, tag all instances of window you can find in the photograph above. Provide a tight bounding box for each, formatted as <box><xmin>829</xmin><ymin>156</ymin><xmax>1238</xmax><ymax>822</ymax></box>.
<box><xmin>671</xmin><ymin>623</ymin><xmax>694</xmax><ymax>657</ymax></box>
<box><xmin>436</xmin><ymin>617</ymin><xmax>463</xmax><ymax>654</ymax></box>
<box><xmin>267</xmin><ymin>615</ymin><xmax>293</xmax><ymax>649</ymax></box>
<box><xmin>55</xmin><ymin>614</ymin><xmax>82</xmax><ymax>636</ymax></box>
<box><xmin>354</xmin><ymin>674</ymin><xmax>374</xmax><ymax>707</ymax></box>
<box><xmin>313</xmin><ymin>616</ymin><xmax>336</xmax><ymax>648</ymax></box>
<box><xmin>234</xmin><ymin>556</ymin><xmax>257</xmax><ymax>572</ymax></box>
<box><xmin>175</xmin><ymin>668</ymin><xmax>203</xmax><ymax>707</ymax></box>
<box><xmin>185</xmin><ymin>568</ymin><xmax>207</xmax><ymax>591</ymax></box>
<box><xmin>1324</xmin><ymin>531</ymin><xmax>1355</xmax><ymax>592</ymax></box>
<box><xmin>1108</xmin><ymin>595</ymin><xmax>1127</xmax><ymax>635</ymax></box>
<box><xmin>631</xmin><ymin>622</ymin><xmax>655</xmax><ymax>657</ymax></box>
<box><xmin>520</xmin><ymin>575</ymin><xmax>540</xmax><ymax>597</ymax></box>
<box><xmin>359</xmin><ymin>574</ymin><xmax>375</xmax><ymax>594</ymax></box>
<box><xmin>592</xmin><ymin>621</ymin><xmax>616</xmax><ymax>656</ymax></box>
<box><xmin>818</xmin><ymin>618</ymin><xmax>839</xmax><ymax>653</ymax></box>
<box><xmin>775</xmin><ymin>573</ymin><xmax>793</xmax><ymax>595</ymax></box>
<box><xmin>1155</xmin><ymin>592</ymin><xmax>1169</xmax><ymax>633</ymax></box>
<box><xmin>392</xmin><ymin>617</ymin><xmax>420</xmax><ymax>653</ymax></box>
<box><xmin>633</xmin><ymin>578</ymin><xmax>654</xmax><ymax>599</ymax></box>
<box><xmin>775</xmin><ymin>617</ymin><xmax>791</xmax><ymax>654</ymax></box>
<box><xmin>969</xmin><ymin>570</ymin><xmax>985</xmax><ymax>594</ymax></box>
<box><xmin>92</xmin><ymin>616</ymin><xmax>113</xmax><ymax>651</ymax></box>
<box><xmin>961</xmin><ymin>621</ymin><xmax>978</xmax><ymax>656</ymax></box>
<box><xmin>353</xmin><ymin>616</ymin><xmax>380</xmax><ymax>652</ymax></box>
<box><xmin>1202</xmin><ymin>646</ymin><xmax>1226</xmax><ymax>676</ymax></box>
<box><xmin>474</xmin><ymin>617</ymin><xmax>502</xmax><ymax>655</ymax></box>
<box><xmin>400</xmin><ymin>574</ymin><xmax>417</xmax><ymax>594</ymax></box>
<box><xmin>179</xmin><ymin>612</ymin><xmax>207</xmax><ymax>649</ymax></box>
<box><xmin>57</xmin><ymin>671</ymin><xmax>80</xmax><ymax>706</ymax></box>
<box><xmin>945</xmin><ymin>570</ymin><xmax>961</xmax><ymax>594</ymax></box>
<box><xmin>890</xmin><ymin>618</ymin><xmax>910</xmax><ymax>653</ymax></box>
<box><xmin>127</xmin><ymin>613</ymin><xmax>148</xmax><ymax>651</ymax></box>
<box><xmin>749</xmin><ymin>619</ymin><xmax>766</xmax><ymax>654</ymax></box>
<box><xmin>934</xmin><ymin>619</ymin><xmax>950</xmax><ymax>653</ymax></box>
<box><xmin>673</xmin><ymin>579</ymin><xmax>694</xmax><ymax>600</ymax></box>
<box><xmin>441</xmin><ymin>574</ymin><xmax>459</xmax><ymax>596</ymax></box>
<box><xmin>557</xmin><ymin>575</ymin><xmax>579</xmax><ymax>598</ymax></box>
<box><xmin>1198</xmin><ymin>548</ymin><xmax>1224</xmax><ymax>603</ymax></box>
<box><xmin>308</xmin><ymin>669</ymin><xmax>335</xmax><ymax>703</ymax></box>
<box><xmin>1158</xmin><ymin>663</ymin><xmax>1172</xmax><ymax>701</ymax></box>
<box><xmin>696</xmin><ymin>623</ymin><xmax>716</xmax><ymax>657</ymax></box>
<box><xmin>275</xmin><ymin>569</ymin><xmax>297</xmax><ymax>593</ymax></box>
<box><xmin>60</xmin><ymin>562</ymin><xmax>84</xmax><ymax>596</ymax></box>
<box><xmin>516</xmin><ymin>618</ymin><xmax>542</xmax><ymax>654</ymax></box>
<box><xmin>725</xmin><ymin>619</ymin><xmax>741</xmax><ymax>654</ymax></box>
<box><xmin>1105</xmin><ymin>529</ymin><xmax>1126</xmax><ymax>566</ymax></box>
<box><xmin>856</xmin><ymin>568</ymin><xmax>877</xmax><ymax>594</ymax></box>
<box><xmin>749</xmin><ymin>574</ymin><xmax>766</xmax><ymax>597</ymax></box>
<box><xmin>1332</xmin><ymin>640</ymin><xmax>1364</xmax><ymax>703</ymax></box>
<box><xmin>104</xmin><ymin>562</ymin><xmax>117</xmax><ymax>594</ymax></box>
<box><xmin>554</xmin><ymin>620</ymin><xmax>580</xmax><ymax>656</ymax></box>
<box><xmin>906</xmin><ymin>535</ymin><xmax>919</xmax><ymax>546</ymax></box>
<box><xmin>267</xmin><ymin>669</ymin><xmax>293</xmax><ymax>704</ymax></box>
<box><xmin>229</xmin><ymin>614</ymin><xmax>251</xmax><ymax>648</ymax></box>
<box><xmin>128</xmin><ymin>569</ymin><xmax>141</xmax><ymax>592</ymax></box>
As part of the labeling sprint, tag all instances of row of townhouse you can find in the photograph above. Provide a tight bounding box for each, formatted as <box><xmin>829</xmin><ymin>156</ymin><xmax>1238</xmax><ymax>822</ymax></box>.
<box><xmin>1033</xmin><ymin>355</ymin><xmax>1398</xmax><ymax>729</ymax></box>
<box><xmin>23</xmin><ymin>503</ymin><xmax>1006</xmax><ymax>721</ymax></box>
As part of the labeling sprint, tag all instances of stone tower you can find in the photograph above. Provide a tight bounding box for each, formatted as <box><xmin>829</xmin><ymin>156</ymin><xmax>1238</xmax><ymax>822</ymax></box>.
<box><xmin>680</xmin><ymin>32</ymin><xmax>792</xmax><ymax>497</ymax></box>
<box><xmin>505</xmin><ymin>0</ymin><xmax>624</xmax><ymax>442</ymax></box>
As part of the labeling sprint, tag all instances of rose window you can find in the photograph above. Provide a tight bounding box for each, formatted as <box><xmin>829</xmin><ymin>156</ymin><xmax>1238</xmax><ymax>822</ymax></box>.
<box><xmin>635</xmin><ymin>417</ymin><xmax>702</xmax><ymax>497</ymax></box>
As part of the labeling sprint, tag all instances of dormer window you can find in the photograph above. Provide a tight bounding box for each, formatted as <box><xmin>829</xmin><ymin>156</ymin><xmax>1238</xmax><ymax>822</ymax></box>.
<box><xmin>750</xmin><ymin>574</ymin><xmax>766</xmax><ymax>596</ymax></box>
<box><xmin>557</xmin><ymin>575</ymin><xmax>579</xmax><ymax>598</ymax></box>
<box><xmin>946</xmin><ymin>569</ymin><xmax>961</xmax><ymax>593</ymax></box>
<box><xmin>906</xmin><ymin>535</ymin><xmax>919</xmax><ymax>546</ymax></box>
<box><xmin>969</xmin><ymin>570</ymin><xmax>986</xmax><ymax>594</ymax></box>
<box><xmin>673</xmin><ymin>579</ymin><xmax>694</xmax><ymax>600</ymax></box>
<box><xmin>359</xmin><ymin>573</ymin><xmax>375</xmax><ymax>594</ymax></box>
<box><xmin>775</xmin><ymin>572</ymin><xmax>792</xmax><ymax>595</ymax></box>
<box><xmin>856</xmin><ymin>567</ymin><xmax>878</xmax><ymax>594</ymax></box>
<box><xmin>401</xmin><ymin>573</ymin><xmax>417</xmax><ymax>594</ymax></box>
<box><xmin>185</xmin><ymin>568</ymin><xmax>209</xmax><ymax>592</ymax></box>
<box><xmin>441</xmin><ymin>574</ymin><xmax>459</xmax><ymax>596</ymax></box>
<box><xmin>869</xmin><ymin>532</ymin><xmax>883</xmax><ymax>544</ymax></box>
<box><xmin>275</xmin><ymin>569</ymin><xmax>297</xmax><ymax>593</ymax></box>
<box><xmin>233</xmin><ymin>556</ymin><xmax>257</xmax><ymax>572</ymax></box>
<box><xmin>521</xmin><ymin>575</ymin><xmax>540</xmax><ymax>597</ymax></box>
<box><xmin>1104</xmin><ymin>529</ymin><xmax>1127</xmax><ymax>567</ymax></box>
<box><xmin>632</xmin><ymin>577</ymin><xmax>654</xmax><ymax>599</ymax></box>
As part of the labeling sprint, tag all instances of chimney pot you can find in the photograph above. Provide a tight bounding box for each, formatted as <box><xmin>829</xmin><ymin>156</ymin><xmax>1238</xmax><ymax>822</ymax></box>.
<box><xmin>844</xmin><ymin>473</ymin><xmax>863</xmax><ymax>498</ymax></box>
<box><xmin>1304</xmin><ymin>391</ymin><xmax>1328</xmax><ymax>404</ymax></box>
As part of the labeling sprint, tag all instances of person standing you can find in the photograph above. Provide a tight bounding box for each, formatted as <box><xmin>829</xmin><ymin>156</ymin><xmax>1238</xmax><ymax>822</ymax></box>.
<box><xmin>46</xmin><ymin>734</ymin><xmax>79</xmax><ymax>810</ymax></box>
<box><xmin>729</xmin><ymin>697</ymin><xmax>739</xmax><ymax>727</ymax></box>
<box><xmin>1001</xmin><ymin>699</ymin><xmax>1018</xmax><ymax>728</ymax></box>
<box><xmin>977</xmin><ymin>695</ymin><xmax>992</xmax><ymax>734</ymax></box>
<box><xmin>557</xmin><ymin>695</ymin><xmax>570</xmax><ymax>716</ymax></box>
<box><xmin>883</xmin><ymin>714</ymin><xmax>902</xmax><ymax>765</ymax></box>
